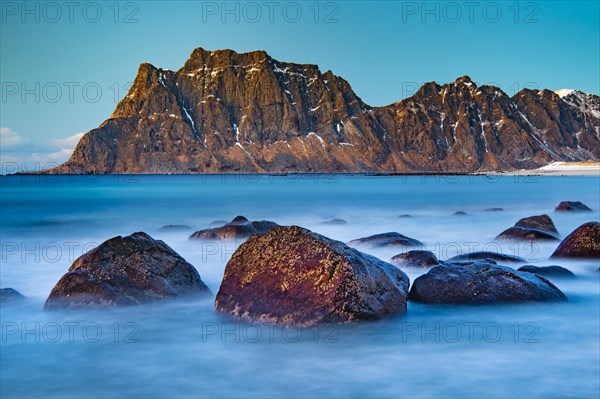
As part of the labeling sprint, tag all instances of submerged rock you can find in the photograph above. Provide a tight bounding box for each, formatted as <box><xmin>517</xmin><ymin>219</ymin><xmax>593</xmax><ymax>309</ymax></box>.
<box><xmin>515</xmin><ymin>214</ymin><xmax>559</xmax><ymax>234</ymax></box>
<box><xmin>518</xmin><ymin>265</ymin><xmax>576</xmax><ymax>279</ymax></box>
<box><xmin>555</xmin><ymin>201</ymin><xmax>592</xmax><ymax>212</ymax></box>
<box><xmin>190</xmin><ymin>216</ymin><xmax>278</xmax><ymax>240</ymax></box>
<box><xmin>454</xmin><ymin>211</ymin><xmax>467</xmax><ymax>216</ymax></box>
<box><xmin>399</xmin><ymin>214</ymin><xmax>412</xmax><ymax>218</ymax></box>
<box><xmin>45</xmin><ymin>232</ymin><xmax>210</xmax><ymax>310</ymax></box>
<box><xmin>551</xmin><ymin>222</ymin><xmax>600</xmax><ymax>259</ymax></box>
<box><xmin>215</xmin><ymin>226</ymin><xmax>410</xmax><ymax>327</ymax></box>
<box><xmin>496</xmin><ymin>226</ymin><xmax>559</xmax><ymax>241</ymax></box>
<box><xmin>321</xmin><ymin>218</ymin><xmax>348</xmax><ymax>225</ymax></box>
<box><xmin>496</xmin><ymin>214</ymin><xmax>560</xmax><ymax>241</ymax></box>
<box><xmin>446</xmin><ymin>251</ymin><xmax>526</xmax><ymax>264</ymax></box>
<box><xmin>347</xmin><ymin>232</ymin><xmax>423</xmax><ymax>248</ymax></box>
<box><xmin>0</xmin><ymin>288</ymin><xmax>26</xmax><ymax>304</ymax></box>
<box><xmin>484</xmin><ymin>208</ymin><xmax>504</xmax><ymax>212</ymax></box>
<box><xmin>409</xmin><ymin>262</ymin><xmax>567</xmax><ymax>304</ymax></box>
<box><xmin>390</xmin><ymin>250</ymin><xmax>441</xmax><ymax>268</ymax></box>
<box><xmin>157</xmin><ymin>224</ymin><xmax>192</xmax><ymax>232</ymax></box>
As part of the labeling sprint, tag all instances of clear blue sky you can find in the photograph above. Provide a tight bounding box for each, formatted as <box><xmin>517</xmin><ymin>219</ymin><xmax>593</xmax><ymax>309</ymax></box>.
<box><xmin>1</xmin><ymin>0</ymin><xmax>599</xmax><ymax>167</ymax></box>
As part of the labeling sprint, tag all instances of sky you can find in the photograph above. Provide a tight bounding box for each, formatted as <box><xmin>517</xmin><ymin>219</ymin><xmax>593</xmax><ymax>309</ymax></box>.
<box><xmin>1</xmin><ymin>0</ymin><xmax>599</xmax><ymax>170</ymax></box>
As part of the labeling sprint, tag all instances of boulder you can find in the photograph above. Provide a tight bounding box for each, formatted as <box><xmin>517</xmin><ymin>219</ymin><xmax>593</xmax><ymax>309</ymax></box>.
<box><xmin>190</xmin><ymin>216</ymin><xmax>278</xmax><ymax>240</ymax></box>
<box><xmin>446</xmin><ymin>251</ymin><xmax>526</xmax><ymax>263</ymax></box>
<box><xmin>518</xmin><ymin>265</ymin><xmax>576</xmax><ymax>279</ymax></box>
<box><xmin>390</xmin><ymin>250</ymin><xmax>441</xmax><ymax>268</ymax></box>
<box><xmin>409</xmin><ymin>262</ymin><xmax>567</xmax><ymax>304</ymax></box>
<box><xmin>555</xmin><ymin>201</ymin><xmax>592</xmax><ymax>212</ymax></box>
<box><xmin>45</xmin><ymin>232</ymin><xmax>210</xmax><ymax>309</ymax></box>
<box><xmin>514</xmin><ymin>214</ymin><xmax>559</xmax><ymax>234</ymax></box>
<box><xmin>347</xmin><ymin>232</ymin><xmax>423</xmax><ymax>248</ymax></box>
<box><xmin>495</xmin><ymin>226</ymin><xmax>559</xmax><ymax>241</ymax></box>
<box><xmin>157</xmin><ymin>224</ymin><xmax>192</xmax><ymax>232</ymax></box>
<box><xmin>321</xmin><ymin>218</ymin><xmax>348</xmax><ymax>225</ymax></box>
<box><xmin>0</xmin><ymin>288</ymin><xmax>26</xmax><ymax>304</ymax></box>
<box><xmin>551</xmin><ymin>222</ymin><xmax>600</xmax><ymax>259</ymax></box>
<box><xmin>215</xmin><ymin>226</ymin><xmax>410</xmax><ymax>327</ymax></box>
<box><xmin>496</xmin><ymin>215</ymin><xmax>560</xmax><ymax>241</ymax></box>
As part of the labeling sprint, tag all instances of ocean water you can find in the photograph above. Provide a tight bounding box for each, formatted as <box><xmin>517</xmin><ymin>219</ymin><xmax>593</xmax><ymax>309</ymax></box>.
<box><xmin>1</xmin><ymin>174</ymin><xmax>599</xmax><ymax>398</ymax></box>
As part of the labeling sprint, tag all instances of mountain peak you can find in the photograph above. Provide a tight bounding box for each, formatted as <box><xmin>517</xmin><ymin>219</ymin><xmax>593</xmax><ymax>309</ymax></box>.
<box><xmin>181</xmin><ymin>47</ymin><xmax>272</xmax><ymax>72</ymax></box>
<box><xmin>454</xmin><ymin>75</ymin><xmax>476</xmax><ymax>88</ymax></box>
<box><xmin>555</xmin><ymin>89</ymin><xmax>575</xmax><ymax>98</ymax></box>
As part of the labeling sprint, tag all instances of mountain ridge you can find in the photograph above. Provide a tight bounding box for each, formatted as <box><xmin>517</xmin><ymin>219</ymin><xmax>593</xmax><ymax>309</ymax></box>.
<box><xmin>39</xmin><ymin>47</ymin><xmax>600</xmax><ymax>174</ymax></box>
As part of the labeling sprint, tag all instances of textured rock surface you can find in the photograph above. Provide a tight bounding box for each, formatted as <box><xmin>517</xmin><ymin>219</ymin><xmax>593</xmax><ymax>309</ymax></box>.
<box><xmin>45</xmin><ymin>232</ymin><xmax>210</xmax><ymax>309</ymax></box>
<box><xmin>215</xmin><ymin>226</ymin><xmax>410</xmax><ymax>327</ymax></box>
<box><xmin>347</xmin><ymin>232</ymin><xmax>423</xmax><ymax>248</ymax></box>
<box><xmin>0</xmin><ymin>288</ymin><xmax>26</xmax><ymax>304</ymax></box>
<box><xmin>555</xmin><ymin>201</ymin><xmax>593</xmax><ymax>212</ymax></box>
<box><xmin>496</xmin><ymin>226</ymin><xmax>560</xmax><ymax>241</ymax></box>
<box><xmin>409</xmin><ymin>262</ymin><xmax>567</xmax><ymax>304</ymax></box>
<box><xmin>446</xmin><ymin>251</ymin><xmax>526</xmax><ymax>263</ymax></box>
<box><xmin>514</xmin><ymin>214</ymin><xmax>559</xmax><ymax>234</ymax></box>
<box><xmin>518</xmin><ymin>265</ymin><xmax>576</xmax><ymax>279</ymax></box>
<box><xmin>551</xmin><ymin>222</ymin><xmax>600</xmax><ymax>258</ymax></box>
<box><xmin>189</xmin><ymin>216</ymin><xmax>278</xmax><ymax>240</ymax></box>
<box><xmin>38</xmin><ymin>48</ymin><xmax>600</xmax><ymax>174</ymax></box>
<box><xmin>390</xmin><ymin>250</ymin><xmax>441</xmax><ymax>268</ymax></box>
<box><xmin>496</xmin><ymin>214</ymin><xmax>560</xmax><ymax>241</ymax></box>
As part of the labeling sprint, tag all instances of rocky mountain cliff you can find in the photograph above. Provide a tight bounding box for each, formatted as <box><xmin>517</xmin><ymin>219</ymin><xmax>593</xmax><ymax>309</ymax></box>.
<box><xmin>44</xmin><ymin>47</ymin><xmax>600</xmax><ymax>174</ymax></box>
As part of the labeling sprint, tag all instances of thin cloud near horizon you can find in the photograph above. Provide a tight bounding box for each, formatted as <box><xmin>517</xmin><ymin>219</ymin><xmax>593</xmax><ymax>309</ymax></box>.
<box><xmin>0</xmin><ymin>127</ymin><xmax>84</xmax><ymax>172</ymax></box>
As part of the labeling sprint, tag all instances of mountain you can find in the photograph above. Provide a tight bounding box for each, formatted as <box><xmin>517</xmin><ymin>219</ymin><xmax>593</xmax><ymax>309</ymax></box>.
<box><xmin>43</xmin><ymin>48</ymin><xmax>600</xmax><ymax>174</ymax></box>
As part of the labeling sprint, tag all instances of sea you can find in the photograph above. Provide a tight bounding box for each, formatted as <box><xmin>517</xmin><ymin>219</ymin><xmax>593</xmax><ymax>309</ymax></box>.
<box><xmin>1</xmin><ymin>174</ymin><xmax>599</xmax><ymax>398</ymax></box>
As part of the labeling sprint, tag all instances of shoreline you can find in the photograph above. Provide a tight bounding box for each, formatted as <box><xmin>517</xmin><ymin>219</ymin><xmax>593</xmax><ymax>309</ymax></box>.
<box><xmin>6</xmin><ymin>162</ymin><xmax>600</xmax><ymax>177</ymax></box>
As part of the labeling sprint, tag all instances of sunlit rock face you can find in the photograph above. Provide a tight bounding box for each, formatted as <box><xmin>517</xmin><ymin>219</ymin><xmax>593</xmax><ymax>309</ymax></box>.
<box><xmin>44</xmin><ymin>48</ymin><xmax>600</xmax><ymax>174</ymax></box>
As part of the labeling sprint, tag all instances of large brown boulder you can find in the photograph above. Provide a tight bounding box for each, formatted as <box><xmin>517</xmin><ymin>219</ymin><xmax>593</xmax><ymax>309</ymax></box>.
<box><xmin>551</xmin><ymin>222</ymin><xmax>600</xmax><ymax>259</ymax></box>
<box><xmin>189</xmin><ymin>216</ymin><xmax>278</xmax><ymax>240</ymax></box>
<box><xmin>215</xmin><ymin>226</ymin><xmax>410</xmax><ymax>327</ymax></box>
<box><xmin>45</xmin><ymin>232</ymin><xmax>210</xmax><ymax>309</ymax></box>
<box><xmin>409</xmin><ymin>262</ymin><xmax>567</xmax><ymax>304</ymax></box>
